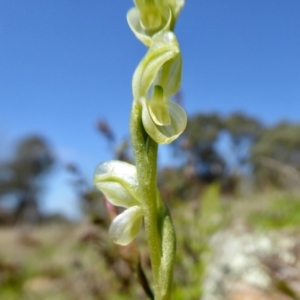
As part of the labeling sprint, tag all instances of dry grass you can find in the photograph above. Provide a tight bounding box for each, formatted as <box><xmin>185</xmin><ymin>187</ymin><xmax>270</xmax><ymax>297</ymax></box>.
<box><xmin>1</xmin><ymin>188</ymin><xmax>300</xmax><ymax>299</ymax></box>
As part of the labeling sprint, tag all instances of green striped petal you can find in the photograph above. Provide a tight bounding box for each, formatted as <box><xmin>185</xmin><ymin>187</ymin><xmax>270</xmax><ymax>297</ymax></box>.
<box><xmin>141</xmin><ymin>97</ymin><xmax>187</xmax><ymax>144</ymax></box>
<box><xmin>109</xmin><ymin>205</ymin><xmax>143</xmax><ymax>245</ymax></box>
<box><xmin>132</xmin><ymin>31</ymin><xmax>180</xmax><ymax>100</ymax></box>
<box><xmin>94</xmin><ymin>160</ymin><xmax>141</xmax><ymax>208</ymax></box>
<box><xmin>127</xmin><ymin>6</ymin><xmax>171</xmax><ymax>47</ymax></box>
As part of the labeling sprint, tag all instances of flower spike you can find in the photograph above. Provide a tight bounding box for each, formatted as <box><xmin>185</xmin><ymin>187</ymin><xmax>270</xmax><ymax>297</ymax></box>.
<box><xmin>94</xmin><ymin>0</ymin><xmax>186</xmax><ymax>296</ymax></box>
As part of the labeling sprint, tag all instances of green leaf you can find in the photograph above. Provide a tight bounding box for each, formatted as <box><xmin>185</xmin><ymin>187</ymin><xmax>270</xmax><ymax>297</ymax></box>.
<box><xmin>157</xmin><ymin>203</ymin><xmax>176</xmax><ymax>299</ymax></box>
<box><xmin>109</xmin><ymin>205</ymin><xmax>143</xmax><ymax>245</ymax></box>
<box><xmin>94</xmin><ymin>160</ymin><xmax>141</xmax><ymax>208</ymax></box>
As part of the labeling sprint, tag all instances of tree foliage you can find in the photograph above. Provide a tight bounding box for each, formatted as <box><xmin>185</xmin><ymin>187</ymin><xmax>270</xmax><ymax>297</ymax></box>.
<box><xmin>176</xmin><ymin>112</ymin><xmax>262</xmax><ymax>182</ymax></box>
<box><xmin>179</xmin><ymin>113</ymin><xmax>225</xmax><ymax>182</ymax></box>
<box><xmin>252</xmin><ymin>122</ymin><xmax>300</xmax><ymax>168</ymax></box>
<box><xmin>0</xmin><ymin>135</ymin><xmax>54</xmax><ymax>223</ymax></box>
<box><xmin>168</xmin><ymin>111</ymin><xmax>300</xmax><ymax>196</ymax></box>
<box><xmin>251</xmin><ymin>122</ymin><xmax>300</xmax><ymax>187</ymax></box>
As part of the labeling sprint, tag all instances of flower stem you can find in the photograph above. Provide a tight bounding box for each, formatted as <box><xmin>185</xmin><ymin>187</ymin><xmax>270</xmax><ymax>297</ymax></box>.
<box><xmin>130</xmin><ymin>101</ymin><xmax>162</xmax><ymax>291</ymax></box>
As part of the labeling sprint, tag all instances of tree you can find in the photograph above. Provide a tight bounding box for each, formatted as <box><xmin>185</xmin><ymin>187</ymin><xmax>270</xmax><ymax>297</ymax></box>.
<box><xmin>176</xmin><ymin>113</ymin><xmax>225</xmax><ymax>182</ymax></box>
<box><xmin>166</xmin><ymin>112</ymin><xmax>264</xmax><ymax>196</ymax></box>
<box><xmin>0</xmin><ymin>135</ymin><xmax>54</xmax><ymax>223</ymax></box>
<box><xmin>224</xmin><ymin>113</ymin><xmax>263</xmax><ymax>172</ymax></box>
<box><xmin>251</xmin><ymin>122</ymin><xmax>300</xmax><ymax>187</ymax></box>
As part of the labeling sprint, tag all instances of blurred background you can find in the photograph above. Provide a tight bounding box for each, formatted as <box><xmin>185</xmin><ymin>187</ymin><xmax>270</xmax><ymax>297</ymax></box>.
<box><xmin>1</xmin><ymin>1</ymin><xmax>300</xmax><ymax>299</ymax></box>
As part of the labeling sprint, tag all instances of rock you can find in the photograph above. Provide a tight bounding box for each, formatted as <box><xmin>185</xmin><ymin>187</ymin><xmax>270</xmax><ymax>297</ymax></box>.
<box><xmin>202</xmin><ymin>229</ymin><xmax>300</xmax><ymax>300</ymax></box>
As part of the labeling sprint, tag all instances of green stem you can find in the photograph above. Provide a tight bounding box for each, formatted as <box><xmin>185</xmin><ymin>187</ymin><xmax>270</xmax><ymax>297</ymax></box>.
<box><xmin>130</xmin><ymin>101</ymin><xmax>177</xmax><ymax>300</ymax></box>
<box><xmin>130</xmin><ymin>101</ymin><xmax>162</xmax><ymax>289</ymax></box>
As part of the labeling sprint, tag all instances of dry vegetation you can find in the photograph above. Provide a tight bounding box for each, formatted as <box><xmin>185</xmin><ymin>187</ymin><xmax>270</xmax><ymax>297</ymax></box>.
<box><xmin>1</xmin><ymin>187</ymin><xmax>300</xmax><ymax>300</ymax></box>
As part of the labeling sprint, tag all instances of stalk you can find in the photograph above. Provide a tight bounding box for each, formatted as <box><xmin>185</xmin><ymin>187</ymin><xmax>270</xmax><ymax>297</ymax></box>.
<box><xmin>130</xmin><ymin>102</ymin><xmax>162</xmax><ymax>288</ymax></box>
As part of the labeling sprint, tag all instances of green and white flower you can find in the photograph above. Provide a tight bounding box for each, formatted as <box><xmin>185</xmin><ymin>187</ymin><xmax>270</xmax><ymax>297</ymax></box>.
<box><xmin>132</xmin><ymin>31</ymin><xmax>187</xmax><ymax>144</ymax></box>
<box><xmin>94</xmin><ymin>160</ymin><xmax>143</xmax><ymax>245</ymax></box>
<box><xmin>127</xmin><ymin>0</ymin><xmax>172</xmax><ymax>47</ymax></box>
<box><xmin>127</xmin><ymin>0</ymin><xmax>185</xmax><ymax>46</ymax></box>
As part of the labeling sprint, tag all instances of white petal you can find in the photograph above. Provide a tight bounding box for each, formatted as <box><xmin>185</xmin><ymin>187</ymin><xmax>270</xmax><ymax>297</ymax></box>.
<box><xmin>141</xmin><ymin>98</ymin><xmax>187</xmax><ymax>144</ymax></box>
<box><xmin>109</xmin><ymin>206</ymin><xmax>143</xmax><ymax>245</ymax></box>
<box><xmin>148</xmin><ymin>86</ymin><xmax>171</xmax><ymax>126</ymax></box>
<box><xmin>132</xmin><ymin>31</ymin><xmax>179</xmax><ymax>100</ymax></box>
<box><xmin>94</xmin><ymin>161</ymin><xmax>141</xmax><ymax>208</ymax></box>
<box><xmin>155</xmin><ymin>54</ymin><xmax>182</xmax><ymax>97</ymax></box>
<box><xmin>127</xmin><ymin>6</ymin><xmax>172</xmax><ymax>47</ymax></box>
<box><xmin>127</xmin><ymin>8</ymin><xmax>152</xmax><ymax>47</ymax></box>
<box><xmin>148</xmin><ymin>100</ymin><xmax>171</xmax><ymax>126</ymax></box>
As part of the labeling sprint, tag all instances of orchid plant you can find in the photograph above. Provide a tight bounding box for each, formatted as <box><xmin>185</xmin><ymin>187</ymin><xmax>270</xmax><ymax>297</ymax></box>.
<box><xmin>94</xmin><ymin>1</ymin><xmax>186</xmax><ymax>299</ymax></box>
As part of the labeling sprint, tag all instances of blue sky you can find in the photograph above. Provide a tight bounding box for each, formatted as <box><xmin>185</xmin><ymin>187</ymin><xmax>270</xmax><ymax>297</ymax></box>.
<box><xmin>1</xmin><ymin>1</ymin><xmax>300</xmax><ymax>217</ymax></box>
